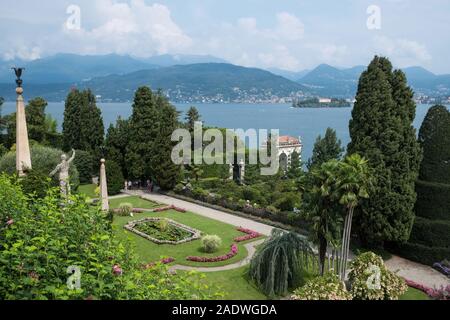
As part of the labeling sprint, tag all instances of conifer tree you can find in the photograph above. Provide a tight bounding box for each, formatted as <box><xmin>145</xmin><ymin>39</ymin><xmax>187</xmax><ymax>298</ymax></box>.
<box><xmin>347</xmin><ymin>56</ymin><xmax>422</xmax><ymax>246</ymax></box>
<box><xmin>105</xmin><ymin>116</ymin><xmax>130</xmax><ymax>179</ymax></box>
<box><xmin>126</xmin><ymin>87</ymin><xmax>159</xmax><ymax>180</ymax></box>
<box><xmin>185</xmin><ymin>106</ymin><xmax>200</xmax><ymax>131</ymax></box>
<box><xmin>62</xmin><ymin>89</ymin><xmax>83</xmax><ymax>151</ymax></box>
<box><xmin>307</xmin><ymin>127</ymin><xmax>343</xmax><ymax>170</ymax></box>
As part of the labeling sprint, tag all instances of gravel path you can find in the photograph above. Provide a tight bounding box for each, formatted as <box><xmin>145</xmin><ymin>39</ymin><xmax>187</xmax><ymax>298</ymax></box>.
<box><xmin>385</xmin><ymin>255</ymin><xmax>450</xmax><ymax>288</ymax></box>
<box><xmin>120</xmin><ymin>191</ymin><xmax>449</xmax><ymax>288</ymax></box>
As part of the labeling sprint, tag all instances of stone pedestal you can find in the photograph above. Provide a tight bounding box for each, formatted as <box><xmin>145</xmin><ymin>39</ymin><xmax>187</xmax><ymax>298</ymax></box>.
<box><xmin>99</xmin><ymin>159</ymin><xmax>109</xmax><ymax>211</ymax></box>
<box><xmin>15</xmin><ymin>87</ymin><xmax>32</xmax><ymax>176</ymax></box>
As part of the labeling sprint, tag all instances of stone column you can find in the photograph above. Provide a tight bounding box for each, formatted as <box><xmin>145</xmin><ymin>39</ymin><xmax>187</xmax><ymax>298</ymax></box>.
<box><xmin>238</xmin><ymin>159</ymin><xmax>245</xmax><ymax>184</ymax></box>
<box><xmin>15</xmin><ymin>87</ymin><xmax>32</xmax><ymax>176</ymax></box>
<box><xmin>99</xmin><ymin>159</ymin><xmax>109</xmax><ymax>211</ymax></box>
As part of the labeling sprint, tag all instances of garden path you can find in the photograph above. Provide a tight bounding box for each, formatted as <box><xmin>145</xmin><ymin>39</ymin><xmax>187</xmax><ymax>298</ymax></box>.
<box><xmin>123</xmin><ymin>191</ymin><xmax>275</xmax><ymax>236</ymax></box>
<box><xmin>117</xmin><ymin>191</ymin><xmax>449</xmax><ymax>288</ymax></box>
<box><xmin>385</xmin><ymin>255</ymin><xmax>450</xmax><ymax>289</ymax></box>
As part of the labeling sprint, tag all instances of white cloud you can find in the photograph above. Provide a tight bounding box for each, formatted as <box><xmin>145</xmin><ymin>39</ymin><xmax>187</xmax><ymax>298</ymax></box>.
<box><xmin>62</xmin><ymin>0</ymin><xmax>192</xmax><ymax>56</ymax></box>
<box><xmin>372</xmin><ymin>35</ymin><xmax>432</xmax><ymax>66</ymax></box>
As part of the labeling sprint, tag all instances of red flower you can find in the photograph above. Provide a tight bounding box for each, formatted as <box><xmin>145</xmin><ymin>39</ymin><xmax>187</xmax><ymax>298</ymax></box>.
<box><xmin>112</xmin><ymin>264</ymin><xmax>123</xmax><ymax>275</ymax></box>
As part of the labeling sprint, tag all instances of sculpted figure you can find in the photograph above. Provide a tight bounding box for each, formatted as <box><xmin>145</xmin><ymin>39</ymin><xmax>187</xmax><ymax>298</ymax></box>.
<box><xmin>50</xmin><ymin>149</ymin><xmax>76</xmax><ymax>198</ymax></box>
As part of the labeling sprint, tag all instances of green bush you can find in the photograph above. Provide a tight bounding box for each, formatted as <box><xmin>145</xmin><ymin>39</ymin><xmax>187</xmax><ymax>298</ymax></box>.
<box><xmin>349</xmin><ymin>252</ymin><xmax>407</xmax><ymax>300</ymax></box>
<box><xmin>19</xmin><ymin>169</ymin><xmax>52</xmax><ymax>198</ymax></box>
<box><xmin>0</xmin><ymin>144</ymin><xmax>7</xmax><ymax>157</ymax></box>
<box><xmin>415</xmin><ymin>180</ymin><xmax>450</xmax><ymax>221</ymax></box>
<box><xmin>106</xmin><ymin>160</ymin><xmax>124</xmax><ymax>196</ymax></box>
<box><xmin>273</xmin><ymin>192</ymin><xmax>299</xmax><ymax>212</ymax></box>
<box><xmin>201</xmin><ymin>235</ymin><xmax>222</xmax><ymax>253</ymax></box>
<box><xmin>291</xmin><ymin>273</ymin><xmax>352</xmax><ymax>300</ymax></box>
<box><xmin>0</xmin><ymin>145</ymin><xmax>80</xmax><ymax>191</ymax></box>
<box><xmin>391</xmin><ymin>242</ymin><xmax>450</xmax><ymax>266</ymax></box>
<box><xmin>73</xmin><ymin>150</ymin><xmax>94</xmax><ymax>184</ymax></box>
<box><xmin>0</xmin><ymin>174</ymin><xmax>222</xmax><ymax>300</ymax></box>
<box><xmin>409</xmin><ymin>217</ymin><xmax>450</xmax><ymax>248</ymax></box>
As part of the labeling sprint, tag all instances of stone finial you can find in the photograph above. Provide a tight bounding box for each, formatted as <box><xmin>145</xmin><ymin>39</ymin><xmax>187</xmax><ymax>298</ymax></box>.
<box><xmin>99</xmin><ymin>158</ymin><xmax>109</xmax><ymax>211</ymax></box>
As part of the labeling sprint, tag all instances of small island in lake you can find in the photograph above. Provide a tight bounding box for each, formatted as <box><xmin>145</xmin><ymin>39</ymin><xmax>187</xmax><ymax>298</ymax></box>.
<box><xmin>292</xmin><ymin>97</ymin><xmax>352</xmax><ymax>108</ymax></box>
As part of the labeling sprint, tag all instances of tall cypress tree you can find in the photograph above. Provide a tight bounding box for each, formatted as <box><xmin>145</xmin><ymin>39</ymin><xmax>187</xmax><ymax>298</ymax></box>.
<box><xmin>347</xmin><ymin>56</ymin><xmax>422</xmax><ymax>246</ymax></box>
<box><xmin>62</xmin><ymin>89</ymin><xmax>104</xmax><ymax>159</ymax></box>
<box><xmin>105</xmin><ymin>116</ymin><xmax>130</xmax><ymax>179</ymax></box>
<box><xmin>152</xmin><ymin>94</ymin><xmax>181</xmax><ymax>190</ymax></box>
<box><xmin>126</xmin><ymin>87</ymin><xmax>159</xmax><ymax>180</ymax></box>
<box><xmin>62</xmin><ymin>89</ymin><xmax>83</xmax><ymax>151</ymax></box>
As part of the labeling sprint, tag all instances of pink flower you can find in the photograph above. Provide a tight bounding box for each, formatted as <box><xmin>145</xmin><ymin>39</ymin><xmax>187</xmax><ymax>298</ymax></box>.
<box><xmin>186</xmin><ymin>244</ymin><xmax>238</xmax><ymax>262</ymax></box>
<box><xmin>112</xmin><ymin>264</ymin><xmax>123</xmax><ymax>275</ymax></box>
<box><xmin>6</xmin><ymin>219</ymin><xmax>14</xmax><ymax>226</ymax></box>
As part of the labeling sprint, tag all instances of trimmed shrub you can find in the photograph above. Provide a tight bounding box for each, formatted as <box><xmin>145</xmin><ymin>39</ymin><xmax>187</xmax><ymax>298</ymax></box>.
<box><xmin>201</xmin><ymin>235</ymin><xmax>222</xmax><ymax>253</ymax></box>
<box><xmin>73</xmin><ymin>150</ymin><xmax>94</xmax><ymax>184</ymax></box>
<box><xmin>117</xmin><ymin>202</ymin><xmax>133</xmax><ymax>216</ymax></box>
<box><xmin>0</xmin><ymin>145</ymin><xmax>79</xmax><ymax>190</ymax></box>
<box><xmin>291</xmin><ymin>273</ymin><xmax>352</xmax><ymax>300</ymax></box>
<box><xmin>391</xmin><ymin>242</ymin><xmax>450</xmax><ymax>266</ymax></box>
<box><xmin>415</xmin><ymin>179</ymin><xmax>450</xmax><ymax>221</ymax></box>
<box><xmin>349</xmin><ymin>252</ymin><xmax>407</xmax><ymax>300</ymax></box>
<box><xmin>409</xmin><ymin>217</ymin><xmax>450</xmax><ymax>248</ymax></box>
<box><xmin>106</xmin><ymin>160</ymin><xmax>124</xmax><ymax>196</ymax></box>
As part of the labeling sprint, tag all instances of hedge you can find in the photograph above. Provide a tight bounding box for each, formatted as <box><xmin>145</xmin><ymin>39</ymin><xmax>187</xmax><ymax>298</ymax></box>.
<box><xmin>415</xmin><ymin>179</ymin><xmax>450</xmax><ymax>221</ymax></box>
<box><xmin>409</xmin><ymin>217</ymin><xmax>450</xmax><ymax>248</ymax></box>
<box><xmin>391</xmin><ymin>242</ymin><xmax>450</xmax><ymax>266</ymax></box>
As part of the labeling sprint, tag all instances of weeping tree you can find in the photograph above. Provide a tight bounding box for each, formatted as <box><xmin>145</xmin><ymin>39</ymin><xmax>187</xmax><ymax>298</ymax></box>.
<box><xmin>249</xmin><ymin>229</ymin><xmax>317</xmax><ymax>297</ymax></box>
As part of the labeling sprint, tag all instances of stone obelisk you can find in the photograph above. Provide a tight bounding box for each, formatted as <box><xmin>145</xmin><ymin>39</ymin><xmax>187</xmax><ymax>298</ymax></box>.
<box><xmin>13</xmin><ymin>68</ymin><xmax>32</xmax><ymax>176</ymax></box>
<box><xmin>99</xmin><ymin>159</ymin><xmax>109</xmax><ymax>211</ymax></box>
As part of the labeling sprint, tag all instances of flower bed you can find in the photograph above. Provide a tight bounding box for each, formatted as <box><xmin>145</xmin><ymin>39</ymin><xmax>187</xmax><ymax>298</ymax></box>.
<box><xmin>404</xmin><ymin>278</ymin><xmax>450</xmax><ymax>300</ymax></box>
<box><xmin>143</xmin><ymin>257</ymin><xmax>176</xmax><ymax>269</ymax></box>
<box><xmin>234</xmin><ymin>227</ymin><xmax>262</xmax><ymax>242</ymax></box>
<box><xmin>153</xmin><ymin>205</ymin><xmax>187</xmax><ymax>213</ymax></box>
<box><xmin>187</xmin><ymin>244</ymin><xmax>238</xmax><ymax>262</ymax></box>
<box><xmin>124</xmin><ymin>218</ymin><xmax>201</xmax><ymax>245</ymax></box>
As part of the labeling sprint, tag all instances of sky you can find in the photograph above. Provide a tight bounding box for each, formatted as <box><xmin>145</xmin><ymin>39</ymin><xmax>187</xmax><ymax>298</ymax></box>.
<box><xmin>0</xmin><ymin>0</ymin><xmax>449</xmax><ymax>73</ymax></box>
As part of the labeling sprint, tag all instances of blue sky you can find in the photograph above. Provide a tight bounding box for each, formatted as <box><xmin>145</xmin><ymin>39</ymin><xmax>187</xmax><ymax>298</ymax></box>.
<box><xmin>0</xmin><ymin>0</ymin><xmax>449</xmax><ymax>73</ymax></box>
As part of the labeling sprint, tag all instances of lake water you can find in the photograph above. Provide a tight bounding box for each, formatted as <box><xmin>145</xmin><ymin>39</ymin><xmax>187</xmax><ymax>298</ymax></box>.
<box><xmin>1</xmin><ymin>101</ymin><xmax>442</xmax><ymax>161</ymax></box>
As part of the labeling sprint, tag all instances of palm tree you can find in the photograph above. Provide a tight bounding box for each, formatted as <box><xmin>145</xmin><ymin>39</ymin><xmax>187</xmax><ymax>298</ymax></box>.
<box><xmin>336</xmin><ymin>154</ymin><xmax>372</xmax><ymax>280</ymax></box>
<box><xmin>302</xmin><ymin>160</ymin><xmax>343</xmax><ymax>275</ymax></box>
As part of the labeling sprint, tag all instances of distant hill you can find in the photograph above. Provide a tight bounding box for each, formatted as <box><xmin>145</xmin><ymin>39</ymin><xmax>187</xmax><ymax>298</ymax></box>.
<box><xmin>139</xmin><ymin>54</ymin><xmax>228</xmax><ymax>67</ymax></box>
<box><xmin>298</xmin><ymin>64</ymin><xmax>450</xmax><ymax>97</ymax></box>
<box><xmin>77</xmin><ymin>63</ymin><xmax>307</xmax><ymax>102</ymax></box>
<box><xmin>268</xmin><ymin>68</ymin><xmax>311</xmax><ymax>81</ymax></box>
<box><xmin>0</xmin><ymin>53</ymin><xmax>227</xmax><ymax>84</ymax></box>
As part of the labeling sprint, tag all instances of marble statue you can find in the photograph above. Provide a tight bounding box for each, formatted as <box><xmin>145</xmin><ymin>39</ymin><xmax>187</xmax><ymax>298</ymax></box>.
<box><xmin>50</xmin><ymin>149</ymin><xmax>76</xmax><ymax>198</ymax></box>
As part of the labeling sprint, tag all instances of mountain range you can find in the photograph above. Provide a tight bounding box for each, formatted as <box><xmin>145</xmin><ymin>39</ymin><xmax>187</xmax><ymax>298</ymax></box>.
<box><xmin>0</xmin><ymin>53</ymin><xmax>449</xmax><ymax>102</ymax></box>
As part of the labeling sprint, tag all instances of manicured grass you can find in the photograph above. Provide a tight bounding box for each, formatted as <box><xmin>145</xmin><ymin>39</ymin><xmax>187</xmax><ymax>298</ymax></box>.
<box><xmin>78</xmin><ymin>184</ymin><xmax>97</xmax><ymax>198</ymax></box>
<box><xmin>181</xmin><ymin>266</ymin><xmax>267</xmax><ymax>300</ymax></box>
<box><xmin>112</xmin><ymin>196</ymin><xmax>262</xmax><ymax>267</ymax></box>
<box><xmin>400</xmin><ymin>287</ymin><xmax>430</xmax><ymax>300</ymax></box>
<box><xmin>109</xmin><ymin>196</ymin><xmax>160</xmax><ymax>209</ymax></box>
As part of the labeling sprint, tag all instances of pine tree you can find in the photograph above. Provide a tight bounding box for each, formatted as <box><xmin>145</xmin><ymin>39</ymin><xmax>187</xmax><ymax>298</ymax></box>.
<box><xmin>185</xmin><ymin>106</ymin><xmax>200</xmax><ymax>131</ymax></box>
<box><xmin>126</xmin><ymin>87</ymin><xmax>160</xmax><ymax>180</ymax></box>
<box><xmin>307</xmin><ymin>127</ymin><xmax>343</xmax><ymax>170</ymax></box>
<box><xmin>347</xmin><ymin>56</ymin><xmax>422</xmax><ymax>246</ymax></box>
<box><xmin>287</xmin><ymin>151</ymin><xmax>302</xmax><ymax>179</ymax></box>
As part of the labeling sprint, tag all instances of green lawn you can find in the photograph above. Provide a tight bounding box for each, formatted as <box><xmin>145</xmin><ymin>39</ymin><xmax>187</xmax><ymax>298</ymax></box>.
<box><xmin>111</xmin><ymin>196</ymin><xmax>263</xmax><ymax>268</ymax></box>
<box><xmin>400</xmin><ymin>287</ymin><xmax>430</xmax><ymax>300</ymax></box>
<box><xmin>109</xmin><ymin>196</ymin><xmax>160</xmax><ymax>209</ymax></box>
<box><xmin>181</xmin><ymin>266</ymin><xmax>267</xmax><ymax>300</ymax></box>
<box><xmin>78</xmin><ymin>184</ymin><xmax>97</xmax><ymax>198</ymax></box>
